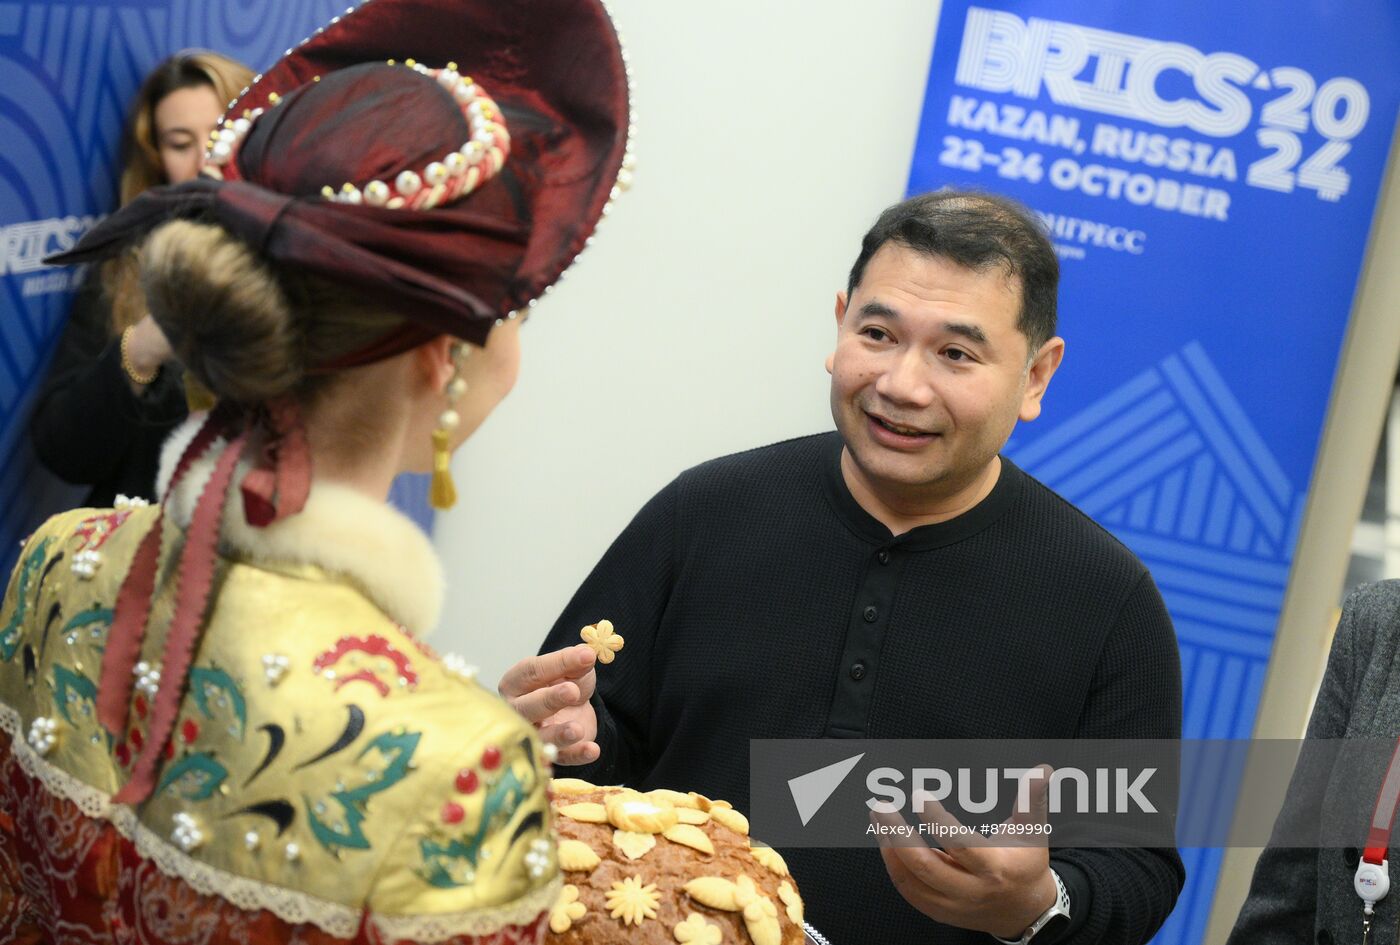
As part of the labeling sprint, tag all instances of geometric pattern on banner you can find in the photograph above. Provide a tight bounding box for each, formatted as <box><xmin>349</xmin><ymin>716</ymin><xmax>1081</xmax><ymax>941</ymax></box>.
<box><xmin>1162</xmin><ymin>643</ymin><xmax>1265</xmax><ymax>941</ymax></box>
<box><xmin>1162</xmin><ymin>645</ymin><xmax>1271</xmax><ymax>945</ymax></box>
<box><xmin>1010</xmin><ymin>341</ymin><xmax>1299</xmax><ymax>663</ymax></box>
<box><xmin>1170</xmin><ymin>847</ymin><xmax>1227</xmax><ymax>945</ymax></box>
<box><xmin>0</xmin><ymin>1</ymin><xmax>427</xmax><ymax>582</ymax></box>
<box><xmin>1009</xmin><ymin>341</ymin><xmax>1294</xmax><ymax>945</ymax></box>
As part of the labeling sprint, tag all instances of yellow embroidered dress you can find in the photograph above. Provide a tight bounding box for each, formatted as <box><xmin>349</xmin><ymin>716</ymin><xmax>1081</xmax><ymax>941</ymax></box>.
<box><xmin>0</xmin><ymin>456</ymin><xmax>558</xmax><ymax>944</ymax></box>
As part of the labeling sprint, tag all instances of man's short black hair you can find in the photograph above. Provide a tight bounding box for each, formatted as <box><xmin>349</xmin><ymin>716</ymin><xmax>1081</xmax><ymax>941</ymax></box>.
<box><xmin>846</xmin><ymin>190</ymin><xmax>1059</xmax><ymax>351</ymax></box>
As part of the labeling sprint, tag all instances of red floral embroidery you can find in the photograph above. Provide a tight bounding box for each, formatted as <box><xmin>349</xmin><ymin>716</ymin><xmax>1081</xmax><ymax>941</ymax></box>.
<box><xmin>72</xmin><ymin>510</ymin><xmax>133</xmax><ymax>554</ymax></box>
<box><xmin>312</xmin><ymin>635</ymin><xmax>419</xmax><ymax>699</ymax></box>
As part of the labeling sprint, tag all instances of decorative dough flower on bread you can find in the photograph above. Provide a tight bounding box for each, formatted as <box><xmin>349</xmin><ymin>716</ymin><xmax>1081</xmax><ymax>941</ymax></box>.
<box><xmin>606</xmin><ymin>875</ymin><xmax>661</xmax><ymax>926</ymax></box>
<box><xmin>742</xmin><ymin>894</ymin><xmax>782</xmax><ymax>945</ymax></box>
<box><xmin>550</xmin><ymin>885</ymin><xmax>587</xmax><ymax>933</ymax></box>
<box><xmin>674</xmin><ymin>912</ymin><xmax>723</xmax><ymax>945</ymax></box>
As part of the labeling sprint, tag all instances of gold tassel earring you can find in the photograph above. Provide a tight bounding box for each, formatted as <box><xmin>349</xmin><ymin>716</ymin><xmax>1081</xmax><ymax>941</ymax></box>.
<box><xmin>430</xmin><ymin>344</ymin><xmax>468</xmax><ymax>510</ymax></box>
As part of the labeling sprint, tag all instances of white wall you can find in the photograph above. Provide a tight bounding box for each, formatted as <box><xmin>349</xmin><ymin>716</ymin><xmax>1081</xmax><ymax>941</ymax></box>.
<box><xmin>431</xmin><ymin>0</ymin><xmax>945</xmax><ymax>685</ymax></box>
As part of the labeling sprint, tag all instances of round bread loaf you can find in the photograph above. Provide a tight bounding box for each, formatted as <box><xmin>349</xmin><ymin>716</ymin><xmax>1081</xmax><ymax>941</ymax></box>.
<box><xmin>543</xmin><ymin>779</ymin><xmax>805</xmax><ymax>945</ymax></box>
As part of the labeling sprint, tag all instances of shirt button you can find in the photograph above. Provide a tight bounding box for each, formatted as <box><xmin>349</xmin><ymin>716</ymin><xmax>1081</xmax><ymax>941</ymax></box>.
<box><xmin>862</xmin><ymin>605</ymin><xmax>878</xmax><ymax>623</ymax></box>
<box><xmin>877</xmin><ymin>550</ymin><xmax>891</xmax><ymax>565</ymax></box>
<box><xmin>849</xmin><ymin>661</ymin><xmax>867</xmax><ymax>681</ymax></box>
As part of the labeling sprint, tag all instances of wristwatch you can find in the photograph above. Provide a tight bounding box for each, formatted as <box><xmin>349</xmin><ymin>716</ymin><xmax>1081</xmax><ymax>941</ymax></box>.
<box><xmin>991</xmin><ymin>869</ymin><xmax>1071</xmax><ymax>945</ymax></box>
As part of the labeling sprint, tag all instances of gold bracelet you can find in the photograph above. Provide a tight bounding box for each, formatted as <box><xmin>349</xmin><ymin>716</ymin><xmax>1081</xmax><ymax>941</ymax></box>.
<box><xmin>120</xmin><ymin>325</ymin><xmax>159</xmax><ymax>386</ymax></box>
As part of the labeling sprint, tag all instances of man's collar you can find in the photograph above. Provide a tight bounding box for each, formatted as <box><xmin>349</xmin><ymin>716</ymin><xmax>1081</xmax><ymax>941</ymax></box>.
<box><xmin>818</xmin><ymin>432</ymin><xmax>1022</xmax><ymax>551</ymax></box>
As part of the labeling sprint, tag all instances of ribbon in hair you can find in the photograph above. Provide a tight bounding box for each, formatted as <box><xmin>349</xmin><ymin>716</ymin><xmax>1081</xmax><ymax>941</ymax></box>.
<box><xmin>240</xmin><ymin>397</ymin><xmax>311</xmax><ymax>527</ymax></box>
<box><xmin>111</xmin><ymin>423</ymin><xmax>249</xmax><ymax>805</ymax></box>
<box><xmin>95</xmin><ymin>406</ymin><xmax>234</xmax><ymax>739</ymax></box>
<box><xmin>98</xmin><ymin>400</ymin><xmax>310</xmax><ymax>805</ymax></box>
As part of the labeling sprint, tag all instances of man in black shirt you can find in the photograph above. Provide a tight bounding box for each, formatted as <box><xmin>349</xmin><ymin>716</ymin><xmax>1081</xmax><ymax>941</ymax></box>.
<box><xmin>500</xmin><ymin>190</ymin><xmax>1183</xmax><ymax>944</ymax></box>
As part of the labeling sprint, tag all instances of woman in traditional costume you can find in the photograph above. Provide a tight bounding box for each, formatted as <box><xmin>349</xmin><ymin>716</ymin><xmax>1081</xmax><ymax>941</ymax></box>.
<box><xmin>0</xmin><ymin>0</ymin><xmax>631</xmax><ymax>940</ymax></box>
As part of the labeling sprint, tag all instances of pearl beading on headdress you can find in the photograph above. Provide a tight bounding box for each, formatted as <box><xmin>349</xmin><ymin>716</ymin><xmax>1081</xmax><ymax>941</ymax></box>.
<box><xmin>203</xmin><ymin>109</ymin><xmax>266</xmax><ymax>173</ymax></box>
<box><xmin>204</xmin><ymin>58</ymin><xmax>510</xmax><ymax>213</ymax></box>
<box><xmin>204</xmin><ymin>0</ymin><xmax>636</xmax><ymax>323</ymax></box>
<box><xmin>323</xmin><ymin>61</ymin><xmax>511</xmax><ymax>210</ymax></box>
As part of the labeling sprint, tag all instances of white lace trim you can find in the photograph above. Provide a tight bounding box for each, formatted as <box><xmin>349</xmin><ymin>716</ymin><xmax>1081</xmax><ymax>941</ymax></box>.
<box><xmin>104</xmin><ymin>803</ymin><xmax>362</xmax><ymax>937</ymax></box>
<box><xmin>370</xmin><ymin>876</ymin><xmax>559</xmax><ymax>941</ymax></box>
<box><xmin>0</xmin><ymin>703</ymin><xmax>112</xmax><ymax>820</ymax></box>
<box><xmin>0</xmin><ymin>702</ymin><xmax>553</xmax><ymax>941</ymax></box>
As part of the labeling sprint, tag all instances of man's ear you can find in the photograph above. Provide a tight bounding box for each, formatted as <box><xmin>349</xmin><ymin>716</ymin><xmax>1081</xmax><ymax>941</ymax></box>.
<box><xmin>826</xmin><ymin>291</ymin><xmax>850</xmax><ymax>375</ymax></box>
<box><xmin>1019</xmin><ymin>336</ymin><xmax>1065</xmax><ymax>422</ymax></box>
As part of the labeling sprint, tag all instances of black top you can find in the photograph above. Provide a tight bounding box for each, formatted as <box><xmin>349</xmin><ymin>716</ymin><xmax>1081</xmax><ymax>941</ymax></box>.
<box><xmin>541</xmin><ymin>432</ymin><xmax>1185</xmax><ymax>945</ymax></box>
<box><xmin>28</xmin><ymin>271</ymin><xmax>188</xmax><ymax>507</ymax></box>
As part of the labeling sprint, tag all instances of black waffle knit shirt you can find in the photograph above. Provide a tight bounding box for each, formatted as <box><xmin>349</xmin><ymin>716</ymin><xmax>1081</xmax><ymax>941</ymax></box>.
<box><xmin>541</xmin><ymin>432</ymin><xmax>1184</xmax><ymax>945</ymax></box>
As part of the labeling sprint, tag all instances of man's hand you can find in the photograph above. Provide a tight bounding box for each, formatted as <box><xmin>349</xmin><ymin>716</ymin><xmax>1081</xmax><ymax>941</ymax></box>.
<box><xmin>499</xmin><ymin>644</ymin><xmax>600</xmax><ymax>765</ymax></box>
<box><xmin>871</xmin><ymin>765</ymin><xmax>1057</xmax><ymax>940</ymax></box>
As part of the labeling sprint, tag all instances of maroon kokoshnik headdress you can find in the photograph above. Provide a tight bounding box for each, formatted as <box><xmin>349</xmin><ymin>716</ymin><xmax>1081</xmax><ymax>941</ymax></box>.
<box><xmin>44</xmin><ymin>0</ymin><xmax>631</xmax><ymax>806</ymax></box>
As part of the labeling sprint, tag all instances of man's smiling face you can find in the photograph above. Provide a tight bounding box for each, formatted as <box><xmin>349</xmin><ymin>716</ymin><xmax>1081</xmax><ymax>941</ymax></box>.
<box><xmin>827</xmin><ymin>242</ymin><xmax>1049</xmax><ymax>506</ymax></box>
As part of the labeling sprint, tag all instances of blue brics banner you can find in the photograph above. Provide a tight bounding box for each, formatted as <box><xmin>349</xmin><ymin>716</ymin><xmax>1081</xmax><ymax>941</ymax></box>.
<box><xmin>907</xmin><ymin>3</ymin><xmax>1399</xmax><ymax>942</ymax></box>
<box><xmin>0</xmin><ymin>1</ymin><xmax>430</xmax><ymax>574</ymax></box>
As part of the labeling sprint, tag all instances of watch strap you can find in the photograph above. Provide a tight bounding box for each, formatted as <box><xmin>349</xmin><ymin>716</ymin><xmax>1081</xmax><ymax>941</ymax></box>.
<box><xmin>991</xmin><ymin>868</ymin><xmax>1072</xmax><ymax>945</ymax></box>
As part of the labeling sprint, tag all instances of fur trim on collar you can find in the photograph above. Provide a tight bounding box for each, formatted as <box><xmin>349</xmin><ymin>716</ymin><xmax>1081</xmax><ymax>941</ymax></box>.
<box><xmin>155</xmin><ymin>415</ymin><xmax>443</xmax><ymax>635</ymax></box>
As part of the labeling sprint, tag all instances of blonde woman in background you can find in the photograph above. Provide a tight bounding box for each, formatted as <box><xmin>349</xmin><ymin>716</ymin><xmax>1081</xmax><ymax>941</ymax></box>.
<box><xmin>29</xmin><ymin>50</ymin><xmax>251</xmax><ymax>508</ymax></box>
